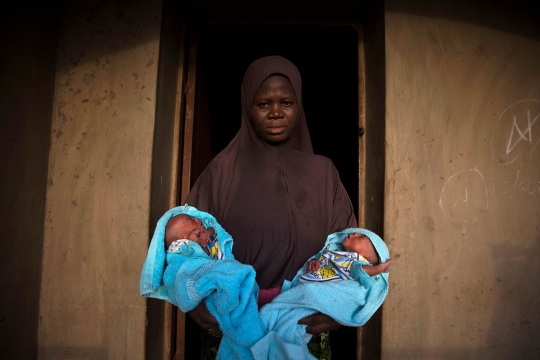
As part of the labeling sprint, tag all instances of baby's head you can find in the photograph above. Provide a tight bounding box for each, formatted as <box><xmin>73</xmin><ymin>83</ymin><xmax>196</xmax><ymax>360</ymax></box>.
<box><xmin>165</xmin><ymin>214</ymin><xmax>205</xmax><ymax>249</ymax></box>
<box><xmin>341</xmin><ymin>232</ymin><xmax>379</xmax><ymax>265</ymax></box>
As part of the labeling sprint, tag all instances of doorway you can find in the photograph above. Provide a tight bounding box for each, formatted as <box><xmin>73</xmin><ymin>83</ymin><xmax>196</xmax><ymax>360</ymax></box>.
<box><xmin>181</xmin><ymin>23</ymin><xmax>360</xmax><ymax>359</ymax></box>
<box><xmin>196</xmin><ymin>24</ymin><xmax>359</xmax><ymax>202</ymax></box>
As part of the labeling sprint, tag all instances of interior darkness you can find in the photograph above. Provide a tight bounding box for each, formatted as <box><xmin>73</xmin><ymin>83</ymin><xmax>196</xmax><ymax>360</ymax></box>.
<box><xmin>196</xmin><ymin>24</ymin><xmax>359</xmax><ymax>215</ymax></box>
<box><xmin>186</xmin><ymin>24</ymin><xmax>360</xmax><ymax>359</ymax></box>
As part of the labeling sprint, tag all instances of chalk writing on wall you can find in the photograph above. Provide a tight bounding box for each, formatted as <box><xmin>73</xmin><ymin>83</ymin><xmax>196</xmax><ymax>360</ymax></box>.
<box><xmin>490</xmin><ymin>99</ymin><xmax>540</xmax><ymax>165</ymax></box>
<box><xmin>440</xmin><ymin>167</ymin><xmax>539</xmax><ymax>222</ymax></box>
<box><xmin>440</xmin><ymin>99</ymin><xmax>540</xmax><ymax>222</ymax></box>
<box><xmin>439</xmin><ymin>168</ymin><xmax>489</xmax><ymax>222</ymax></box>
<box><xmin>488</xmin><ymin>169</ymin><xmax>540</xmax><ymax>197</ymax></box>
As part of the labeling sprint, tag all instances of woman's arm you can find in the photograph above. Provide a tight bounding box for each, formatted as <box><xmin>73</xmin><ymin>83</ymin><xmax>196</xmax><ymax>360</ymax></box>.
<box><xmin>298</xmin><ymin>313</ymin><xmax>341</xmax><ymax>334</ymax></box>
<box><xmin>187</xmin><ymin>302</ymin><xmax>219</xmax><ymax>329</ymax></box>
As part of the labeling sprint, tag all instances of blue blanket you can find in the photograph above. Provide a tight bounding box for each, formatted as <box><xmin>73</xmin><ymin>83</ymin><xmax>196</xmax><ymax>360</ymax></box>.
<box><xmin>140</xmin><ymin>205</ymin><xmax>266</xmax><ymax>360</ymax></box>
<box><xmin>252</xmin><ymin>228</ymin><xmax>390</xmax><ymax>360</ymax></box>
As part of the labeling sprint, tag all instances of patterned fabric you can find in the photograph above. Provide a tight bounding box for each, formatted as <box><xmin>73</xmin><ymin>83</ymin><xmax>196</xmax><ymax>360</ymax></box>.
<box><xmin>201</xmin><ymin>328</ymin><xmax>222</xmax><ymax>360</ymax></box>
<box><xmin>299</xmin><ymin>249</ymin><xmax>367</xmax><ymax>283</ymax></box>
<box><xmin>168</xmin><ymin>239</ymin><xmax>190</xmax><ymax>253</ymax></box>
<box><xmin>207</xmin><ymin>234</ymin><xmax>224</xmax><ymax>260</ymax></box>
<box><xmin>200</xmin><ymin>328</ymin><xmax>332</xmax><ymax>360</ymax></box>
<box><xmin>167</xmin><ymin>234</ymin><xmax>225</xmax><ymax>260</ymax></box>
<box><xmin>307</xmin><ymin>332</ymin><xmax>332</xmax><ymax>360</ymax></box>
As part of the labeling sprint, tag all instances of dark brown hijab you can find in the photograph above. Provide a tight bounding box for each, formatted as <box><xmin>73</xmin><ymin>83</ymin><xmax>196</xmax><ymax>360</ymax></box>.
<box><xmin>186</xmin><ymin>55</ymin><xmax>357</xmax><ymax>289</ymax></box>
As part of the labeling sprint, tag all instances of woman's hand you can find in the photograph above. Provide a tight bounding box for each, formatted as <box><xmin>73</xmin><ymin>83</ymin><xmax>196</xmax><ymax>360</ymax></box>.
<box><xmin>298</xmin><ymin>313</ymin><xmax>341</xmax><ymax>335</ymax></box>
<box><xmin>187</xmin><ymin>302</ymin><xmax>219</xmax><ymax>329</ymax></box>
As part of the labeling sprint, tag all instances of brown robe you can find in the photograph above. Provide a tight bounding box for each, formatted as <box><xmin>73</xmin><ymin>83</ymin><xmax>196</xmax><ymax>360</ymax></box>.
<box><xmin>186</xmin><ymin>55</ymin><xmax>357</xmax><ymax>289</ymax></box>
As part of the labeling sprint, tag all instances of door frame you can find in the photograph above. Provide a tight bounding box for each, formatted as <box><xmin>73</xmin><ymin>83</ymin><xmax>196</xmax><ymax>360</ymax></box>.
<box><xmin>147</xmin><ymin>6</ymin><xmax>387</xmax><ymax>358</ymax></box>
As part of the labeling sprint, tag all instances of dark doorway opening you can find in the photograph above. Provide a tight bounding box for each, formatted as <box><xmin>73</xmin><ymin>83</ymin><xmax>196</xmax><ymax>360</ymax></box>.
<box><xmin>196</xmin><ymin>23</ymin><xmax>359</xmax><ymax>213</ymax></box>
<box><xmin>184</xmin><ymin>23</ymin><xmax>361</xmax><ymax>359</ymax></box>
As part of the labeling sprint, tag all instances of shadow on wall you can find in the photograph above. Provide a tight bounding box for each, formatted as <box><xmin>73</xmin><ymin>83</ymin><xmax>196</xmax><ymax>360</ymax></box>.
<box><xmin>0</xmin><ymin>2</ymin><xmax>59</xmax><ymax>359</ymax></box>
<box><xmin>37</xmin><ymin>346</ymin><xmax>108</xmax><ymax>359</ymax></box>
<box><xmin>390</xmin><ymin>0</ymin><xmax>540</xmax><ymax>40</ymax></box>
<box><xmin>488</xmin><ymin>236</ymin><xmax>540</xmax><ymax>358</ymax></box>
<box><xmin>384</xmin><ymin>234</ymin><xmax>540</xmax><ymax>358</ymax></box>
<box><xmin>53</xmin><ymin>0</ymin><xmax>162</xmax><ymax>72</ymax></box>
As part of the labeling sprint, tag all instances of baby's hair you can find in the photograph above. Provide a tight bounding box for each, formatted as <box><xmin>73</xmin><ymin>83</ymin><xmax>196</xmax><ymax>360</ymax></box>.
<box><xmin>164</xmin><ymin>214</ymin><xmax>188</xmax><ymax>249</ymax></box>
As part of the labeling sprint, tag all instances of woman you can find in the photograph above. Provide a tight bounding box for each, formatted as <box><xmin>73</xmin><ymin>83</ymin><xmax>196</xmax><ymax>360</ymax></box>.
<box><xmin>185</xmin><ymin>55</ymin><xmax>358</xmax><ymax>358</ymax></box>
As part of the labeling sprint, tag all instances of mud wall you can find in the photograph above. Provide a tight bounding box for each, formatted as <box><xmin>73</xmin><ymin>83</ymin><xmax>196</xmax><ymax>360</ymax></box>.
<box><xmin>38</xmin><ymin>1</ymin><xmax>162</xmax><ymax>358</ymax></box>
<box><xmin>383</xmin><ymin>1</ymin><xmax>540</xmax><ymax>358</ymax></box>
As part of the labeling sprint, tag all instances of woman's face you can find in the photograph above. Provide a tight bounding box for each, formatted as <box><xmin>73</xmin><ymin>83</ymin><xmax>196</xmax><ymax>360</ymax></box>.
<box><xmin>250</xmin><ymin>75</ymin><xmax>299</xmax><ymax>144</ymax></box>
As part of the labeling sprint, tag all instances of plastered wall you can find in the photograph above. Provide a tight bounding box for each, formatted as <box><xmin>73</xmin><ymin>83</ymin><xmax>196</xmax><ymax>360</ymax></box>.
<box><xmin>383</xmin><ymin>3</ymin><xmax>540</xmax><ymax>359</ymax></box>
<box><xmin>38</xmin><ymin>1</ymin><xmax>162</xmax><ymax>358</ymax></box>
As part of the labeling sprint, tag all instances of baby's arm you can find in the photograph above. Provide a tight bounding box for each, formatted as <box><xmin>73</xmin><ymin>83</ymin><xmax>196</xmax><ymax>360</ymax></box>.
<box><xmin>198</xmin><ymin>227</ymin><xmax>215</xmax><ymax>256</ymax></box>
<box><xmin>306</xmin><ymin>258</ymin><xmax>321</xmax><ymax>274</ymax></box>
<box><xmin>187</xmin><ymin>227</ymin><xmax>215</xmax><ymax>255</ymax></box>
<box><xmin>362</xmin><ymin>258</ymin><xmax>392</xmax><ymax>276</ymax></box>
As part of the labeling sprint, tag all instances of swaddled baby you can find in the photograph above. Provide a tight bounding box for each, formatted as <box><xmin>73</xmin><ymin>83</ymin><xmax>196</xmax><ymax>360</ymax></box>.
<box><xmin>251</xmin><ymin>228</ymin><xmax>391</xmax><ymax>360</ymax></box>
<box><xmin>300</xmin><ymin>231</ymin><xmax>392</xmax><ymax>283</ymax></box>
<box><xmin>165</xmin><ymin>213</ymin><xmax>224</xmax><ymax>260</ymax></box>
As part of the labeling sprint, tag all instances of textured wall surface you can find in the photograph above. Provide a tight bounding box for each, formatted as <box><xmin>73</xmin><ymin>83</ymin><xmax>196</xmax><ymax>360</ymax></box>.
<box><xmin>383</xmin><ymin>3</ymin><xmax>540</xmax><ymax>359</ymax></box>
<box><xmin>38</xmin><ymin>1</ymin><xmax>162</xmax><ymax>359</ymax></box>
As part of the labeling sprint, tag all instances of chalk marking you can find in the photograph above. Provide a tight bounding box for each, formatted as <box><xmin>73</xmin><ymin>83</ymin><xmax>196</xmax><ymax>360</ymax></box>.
<box><xmin>491</xmin><ymin>99</ymin><xmax>540</xmax><ymax>165</ymax></box>
<box><xmin>506</xmin><ymin>110</ymin><xmax>539</xmax><ymax>155</ymax></box>
<box><xmin>452</xmin><ymin>191</ymin><xmax>459</xmax><ymax>209</ymax></box>
<box><xmin>439</xmin><ymin>167</ymin><xmax>489</xmax><ymax>222</ymax></box>
<box><xmin>487</xmin><ymin>169</ymin><xmax>540</xmax><ymax>197</ymax></box>
<box><xmin>530</xmin><ymin>136</ymin><xmax>540</xmax><ymax>157</ymax></box>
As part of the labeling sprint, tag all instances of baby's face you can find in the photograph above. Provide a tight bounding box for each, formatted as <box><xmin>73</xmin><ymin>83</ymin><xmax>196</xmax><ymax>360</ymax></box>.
<box><xmin>177</xmin><ymin>215</ymin><xmax>206</xmax><ymax>241</ymax></box>
<box><xmin>341</xmin><ymin>233</ymin><xmax>379</xmax><ymax>265</ymax></box>
<box><xmin>165</xmin><ymin>214</ymin><xmax>206</xmax><ymax>247</ymax></box>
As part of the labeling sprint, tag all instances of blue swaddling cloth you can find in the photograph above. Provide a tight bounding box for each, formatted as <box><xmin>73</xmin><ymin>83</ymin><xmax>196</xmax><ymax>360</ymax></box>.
<box><xmin>139</xmin><ymin>205</ymin><xmax>267</xmax><ymax>360</ymax></box>
<box><xmin>251</xmin><ymin>228</ymin><xmax>390</xmax><ymax>360</ymax></box>
<box><xmin>139</xmin><ymin>204</ymin><xmax>235</xmax><ymax>301</ymax></box>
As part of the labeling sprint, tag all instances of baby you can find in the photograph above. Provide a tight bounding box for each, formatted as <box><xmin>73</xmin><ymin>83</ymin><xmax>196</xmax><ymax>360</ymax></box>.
<box><xmin>165</xmin><ymin>213</ymin><xmax>221</xmax><ymax>259</ymax></box>
<box><xmin>255</xmin><ymin>228</ymin><xmax>391</xmax><ymax>359</ymax></box>
<box><xmin>301</xmin><ymin>231</ymin><xmax>392</xmax><ymax>282</ymax></box>
<box><xmin>142</xmin><ymin>206</ymin><xmax>266</xmax><ymax>360</ymax></box>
